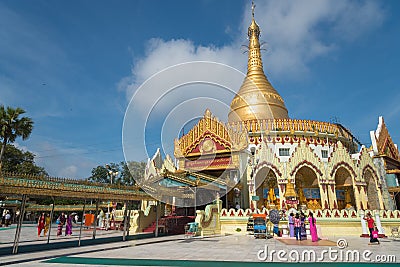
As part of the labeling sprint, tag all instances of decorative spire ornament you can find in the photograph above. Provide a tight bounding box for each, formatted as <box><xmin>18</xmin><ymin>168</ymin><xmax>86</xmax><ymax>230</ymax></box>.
<box><xmin>228</xmin><ymin>1</ymin><xmax>289</xmax><ymax>122</ymax></box>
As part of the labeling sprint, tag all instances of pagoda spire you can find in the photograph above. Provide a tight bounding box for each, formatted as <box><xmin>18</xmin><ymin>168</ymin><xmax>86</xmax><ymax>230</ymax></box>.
<box><xmin>228</xmin><ymin>1</ymin><xmax>289</xmax><ymax>122</ymax></box>
<box><xmin>247</xmin><ymin>1</ymin><xmax>263</xmax><ymax>75</ymax></box>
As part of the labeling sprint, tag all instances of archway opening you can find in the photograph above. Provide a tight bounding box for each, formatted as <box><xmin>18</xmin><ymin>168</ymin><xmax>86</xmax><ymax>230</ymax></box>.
<box><xmin>334</xmin><ymin>167</ymin><xmax>356</xmax><ymax>210</ymax></box>
<box><xmin>295</xmin><ymin>166</ymin><xmax>321</xmax><ymax>210</ymax></box>
<box><xmin>254</xmin><ymin>167</ymin><xmax>278</xmax><ymax>209</ymax></box>
<box><xmin>364</xmin><ymin>169</ymin><xmax>380</xmax><ymax>210</ymax></box>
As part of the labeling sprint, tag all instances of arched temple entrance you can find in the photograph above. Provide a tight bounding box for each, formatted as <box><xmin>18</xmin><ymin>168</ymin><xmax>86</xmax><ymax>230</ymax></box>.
<box><xmin>255</xmin><ymin>167</ymin><xmax>278</xmax><ymax>209</ymax></box>
<box><xmin>295</xmin><ymin>166</ymin><xmax>321</xmax><ymax>210</ymax></box>
<box><xmin>334</xmin><ymin>167</ymin><xmax>356</xmax><ymax>210</ymax></box>
<box><xmin>364</xmin><ymin>168</ymin><xmax>381</xmax><ymax>210</ymax></box>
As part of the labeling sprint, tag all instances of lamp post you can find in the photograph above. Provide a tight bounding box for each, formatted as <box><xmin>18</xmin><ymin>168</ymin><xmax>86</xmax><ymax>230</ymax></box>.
<box><xmin>249</xmin><ymin>146</ymin><xmax>257</xmax><ymax>211</ymax></box>
<box><xmin>105</xmin><ymin>164</ymin><xmax>119</xmax><ymax>185</ymax></box>
<box><xmin>187</xmin><ymin>180</ymin><xmax>198</xmax><ymax>217</ymax></box>
<box><xmin>105</xmin><ymin>164</ymin><xmax>118</xmax><ymax>228</ymax></box>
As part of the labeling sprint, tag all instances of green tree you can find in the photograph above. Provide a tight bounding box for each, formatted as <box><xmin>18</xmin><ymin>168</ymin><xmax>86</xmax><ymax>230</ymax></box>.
<box><xmin>88</xmin><ymin>165</ymin><xmax>110</xmax><ymax>184</ymax></box>
<box><xmin>1</xmin><ymin>144</ymin><xmax>47</xmax><ymax>175</ymax></box>
<box><xmin>88</xmin><ymin>161</ymin><xmax>145</xmax><ymax>186</ymax></box>
<box><xmin>121</xmin><ymin>161</ymin><xmax>146</xmax><ymax>186</ymax></box>
<box><xmin>0</xmin><ymin>106</ymin><xmax>33</xmax><ymax>169</ymax></box>
<box><xmin>88</xmin><ymin>162</ymin><xmax>120</xmax><ymax>184</ymax></box>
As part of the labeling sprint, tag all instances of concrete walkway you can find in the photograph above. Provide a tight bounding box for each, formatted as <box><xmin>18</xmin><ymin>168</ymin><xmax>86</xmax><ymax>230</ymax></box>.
<box><xmin>1</xmin><ymin>233</ymin><xmax>399</xmax><ymax>266</ymax></box>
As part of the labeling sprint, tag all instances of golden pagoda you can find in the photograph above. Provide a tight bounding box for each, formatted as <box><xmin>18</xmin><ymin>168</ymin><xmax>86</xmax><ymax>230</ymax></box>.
<box><xmin>228</xmin><ymin>3</ymin><xmax>289</xmax><ymax>123</ymax></box>
<box><xmin>149</xmin><ymin>1</ymin><xmax>397</xmax><ymax>217</ymax></box>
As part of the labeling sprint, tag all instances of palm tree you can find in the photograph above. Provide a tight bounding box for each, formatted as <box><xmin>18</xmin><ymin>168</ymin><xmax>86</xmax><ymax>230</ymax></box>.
<box><xmin>0</xmin><ymin>106</ymin><xmax>34</xmax><ymax>169</ymax></box>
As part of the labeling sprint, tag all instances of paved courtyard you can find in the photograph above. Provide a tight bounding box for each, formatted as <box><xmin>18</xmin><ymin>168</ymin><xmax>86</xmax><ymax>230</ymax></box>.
<box><xmin>1</xmin><ymin>232</ymin><xmax>399</xmax><ymax>266</ymax></box>
<box><xmin>0</xmin><ymin>223</ymin><xmax>127</xmax><ymax>250</ymax></box>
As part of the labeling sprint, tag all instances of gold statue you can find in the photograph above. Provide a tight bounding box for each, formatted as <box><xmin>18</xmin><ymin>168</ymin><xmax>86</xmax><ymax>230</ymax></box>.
<box><xmin>344</xmin><ymin>188</ymin><xmax>352</xmax><ymax>204</ymax></box>
<box><xmin>307</xmin><ymin>199</ymin><xmax>314</xmax><ymax>209</ymax></box>
<box><xmin>297</xmin><ymin>187</ymin><xmax>307</xmax><ymax>205</ymax></box>
<box><xmin>344</xmin><ymin>188</ymin><xmax>353</xmax><ymax>209</ymax></box>
<box><xmin>313</xmin><ymin>199</ymin><xmax>322</xmax><ymax>209</ymax></box>
<box><xmin>267</xmin><ymin>188</ymin><xmax>277</xmax><ymax>204</ymax></box>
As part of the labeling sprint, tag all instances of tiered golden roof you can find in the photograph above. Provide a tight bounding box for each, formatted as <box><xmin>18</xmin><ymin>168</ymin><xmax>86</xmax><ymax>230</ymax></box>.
<box><xmin>228</xmin><ymin>4</ymin><xmax>289</xmax><ymax>123</ymax></box>
<box><xmin>0</xmin><ymin>172</ymin><xmax>152</xmax><ymax>201</ymax></box>
<box><xmin>174</xmin><ymin>109</ymin><xmax>248</xmax><ymax>158</ymax></box>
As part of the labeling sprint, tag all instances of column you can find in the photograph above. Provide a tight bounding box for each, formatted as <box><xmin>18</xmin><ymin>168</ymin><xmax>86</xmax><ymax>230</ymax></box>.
<box><xmin>319</xmin><ymin>181</ymin><xmax>329</xmax><ymax>210</ymax></box>
<box><xmin>353</xmin><ymin>184</ymin><xmax>362</xmax><ymax>210</ymax></box>
<box><xmin>374</xmin><ymin>211</ymin><xmax>385</xmax><ymax>236</ymax></box>
<box><xmin>359</xmin><ymin>210</ymin><xmax>369</xmax><ymax>237</ymax></box>
<box><xmin>327</xmin><ymin>183</ymin><xmax>337</xmax><ymax>209</ymax></box>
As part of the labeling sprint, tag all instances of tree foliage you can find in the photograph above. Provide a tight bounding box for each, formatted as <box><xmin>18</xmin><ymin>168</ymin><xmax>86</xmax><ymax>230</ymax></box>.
<box><xmin>88</xmin><ymin>161</ymin><xmax>145</xmax><ymax>186</ymax></box>
<box><xmin>1</xmin><ymin>144</ymin><xmax>47</xmax><ymax>175</ymax></box>
<box><xmin>121</xmin><ymin>161</ymin><xmax>146</xmax><ymax>186</ymax></box>
<box><xmin>0</xmin><ymin>106</ymin><xmax>34</xmax><ymax>166</ymax></box>
<box><xmin>88</xmin><ymin>165</ymin><xmax>110</xmax><ymax>184</ymax></box>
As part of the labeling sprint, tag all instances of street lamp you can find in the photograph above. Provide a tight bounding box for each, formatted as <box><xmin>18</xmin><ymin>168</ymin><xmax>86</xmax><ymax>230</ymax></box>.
<box><xmin>105</xmin><ymin>164</ymin><xmax>119</xmax><ymax>221</ymax></box>
<box><xmin>105</xmin><ymin>164</ymin><xmax>119</xmax><ymax>185</ymax></box>
<box><xmin>249</xmin><ymin>145</ymin><xmax>259</xmax><ymax>211</ymax></box>
<box><xmin>187</xmin><ymin>180</ymin><xmax>199</xmax><ymax>217</ymax></box>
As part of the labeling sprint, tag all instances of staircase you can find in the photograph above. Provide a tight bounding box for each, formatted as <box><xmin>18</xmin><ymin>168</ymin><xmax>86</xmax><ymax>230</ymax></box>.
<box><xmin>142</xmin><ymin>216</ymin><xmax>195</xmax><ymax>234</ymax></box>
<box><xmin>143</xmin><ymin>221</ymin><xmax>157</xmax><ymax>233</ymax></box>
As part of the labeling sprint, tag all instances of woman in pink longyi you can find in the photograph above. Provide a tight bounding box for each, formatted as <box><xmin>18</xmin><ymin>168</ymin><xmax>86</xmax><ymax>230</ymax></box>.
<box><xmin>308</xmin><ymin>212</ymin><xmax>318</xmax><ymax>242</ymax></box>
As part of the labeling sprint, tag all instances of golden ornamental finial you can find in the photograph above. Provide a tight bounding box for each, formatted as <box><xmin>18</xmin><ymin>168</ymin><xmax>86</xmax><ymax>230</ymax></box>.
<box><xmin>252</xmin><ymin>1</ymin><xmax>256</xmax><ymax>18</ymax></box>
<box><xmin>228</xmin><ymin>0</ymin><xmax>289</xmax><ymax>122</ymax></box>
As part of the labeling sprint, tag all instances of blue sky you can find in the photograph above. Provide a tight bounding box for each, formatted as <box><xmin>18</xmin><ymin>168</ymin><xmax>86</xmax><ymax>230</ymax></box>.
<box><xmin>1</xmin><ymin>0</ymin><xmax>399</xmax><ymax>179</ymax></box>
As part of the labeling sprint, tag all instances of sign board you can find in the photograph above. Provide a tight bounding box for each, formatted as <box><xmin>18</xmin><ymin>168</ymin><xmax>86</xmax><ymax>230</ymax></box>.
<box><xmin>285</xmin><ymin>199</ymin><xmax>299</xmax><ymax>205</ymax></box>
<box><xmin>251</xmin><ymin>195</ymin><xmax>260</xmax><ymax>201</ymax></box>
<box><xmin>185</xmin><ymin>157</ymin><xmax>231</xmax><ymax>170</ymax></box>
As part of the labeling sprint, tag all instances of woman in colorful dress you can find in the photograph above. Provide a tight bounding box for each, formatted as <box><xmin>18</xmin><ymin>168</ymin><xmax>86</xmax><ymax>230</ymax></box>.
<box><xmin>288</xmin><ymin>212</ymin><xmax>295</xmax><ymax>237</ymax></box>
<box><xmin>300</xmin><ymin>211</ymin><xmax>307</xmax><ymax>240</ymax></box>
<box><xmin>44</xmin><ymin>213</ymin><xmax>51</xmax><ymax>237</ymax></box>
<box><xmin>363</xmin><ymin>213</ymin><xmax>375</xmax><ymax>243</ymax></box>
<box><xmin>308</xmin><ymin>212</ymin><xmax>318</xmax><ymax>242</ymax></box>
<box><xmin>37</xmin><ymin>213</ymin><xmax>45</xmax><ymax>238</ymax></box>
<box><xmin>57</xmin><ymin>212</ymin><xmax>66</xmax><ymax>237</ymax></box>
<box><xmin>294</xmin><ymin>213</ymin><xmax>301</xmax><ymax>241</ymax></box>
<box><xmin>65</xmin><ymin>214</ymin><xmax>73</xmax><ymax>236</ymax></box>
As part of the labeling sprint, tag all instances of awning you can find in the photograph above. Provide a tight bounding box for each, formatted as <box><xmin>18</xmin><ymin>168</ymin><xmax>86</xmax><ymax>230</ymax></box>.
<box><xmin>386</xmin><ymin>169</ymin><xmax>400</xmax><ymax>174</ymax></box>
<box><xmin>388</xmin><ymin>187</ymin><xmax>400</xmax><ymax>193</ymax></box>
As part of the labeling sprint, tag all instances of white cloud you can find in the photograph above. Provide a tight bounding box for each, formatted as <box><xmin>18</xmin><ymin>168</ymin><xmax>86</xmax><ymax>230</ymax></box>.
<box><xmin>12</xmin><ymin>141</ymin><xmax>93</xmax><ymax>178</ymax></box>
<box><xmin>30</xmin><ymin>141</ymin><xmax>96</xmax><ymax>178</ymax></box>
<box><xmin>122</xmin><ymin>0</ymin><xmax>385</xmax><ymax>96</ymax></box>
<box><xmin>122</xmin><ymin>38</ymin><xmax>245</xmax><ymax>100</ymax></box>
<box><xmin>246</xmin><ymin>0</ymin><xmax>385</xmax><ymax>77</ymax></box>
<box><xmin>59</xmin><ymin>165</ymin><xmax>78</xmax><ymax>178</ymax></box>
<box><xmin>119</xmin><ymin>0</ymin><xmax>386</xmax><ymax>160</ymax></box>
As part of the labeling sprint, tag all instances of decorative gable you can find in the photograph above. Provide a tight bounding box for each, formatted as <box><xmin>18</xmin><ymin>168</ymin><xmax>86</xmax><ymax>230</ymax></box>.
<box><xmin>287</xmin><ymin>141</ymin><xmax>324</xmax><ymax>179</ymax></box>
<box><xmin>371</xmin><ymin>117</ymin><xmax>400</xmax><ymax>161</ymax></box>
<box><xmin>174</xmin><ymin>109</ymin><xmax>248</xmax><ymax>158</ymax></box>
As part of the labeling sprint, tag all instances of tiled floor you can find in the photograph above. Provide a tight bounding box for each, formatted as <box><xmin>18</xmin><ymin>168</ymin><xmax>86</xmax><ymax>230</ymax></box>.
<box><xmin>1</xmin><ymin>233</ymin><xmax>399</xmax><ymax>266</ymax></box>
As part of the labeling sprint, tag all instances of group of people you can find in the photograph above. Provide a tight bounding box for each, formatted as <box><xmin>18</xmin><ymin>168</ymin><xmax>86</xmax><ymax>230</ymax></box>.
<box><xmin>37</xmin><ymin>212</ymin><xmax>78</xmax><ymax>238</ymax></box>
<box><xmin>287</xmin><ymin>211</ymin><xmax>380</xmax><ymax>245</ymax></box>
<box><xmin>288</xmin><ymin>211</ymin><xmax>318</xmax><ymax>242</ymax></box>
<box><xmin>37</xmin><ymin>213</ymin><xmax>51</xmax><ymax>238</ymax></box>
<box><xmin>1</xmin><ymin>209</ymin><xmax>12</xmax><ymax>227</ymax></box>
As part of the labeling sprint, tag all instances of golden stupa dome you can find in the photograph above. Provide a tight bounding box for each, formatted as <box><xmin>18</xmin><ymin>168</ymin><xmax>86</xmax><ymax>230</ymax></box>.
<box><xmin>228</xmin><ymin>7</ymin><xmax>289</xmax><ymax>123</ymax></box>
